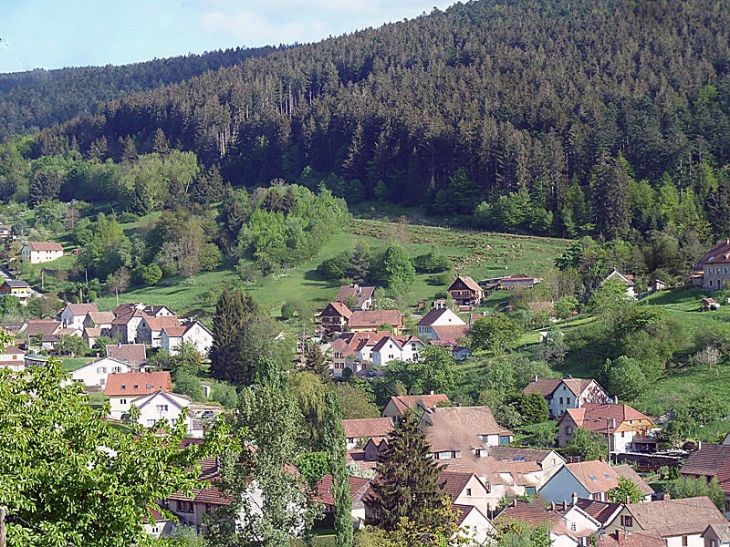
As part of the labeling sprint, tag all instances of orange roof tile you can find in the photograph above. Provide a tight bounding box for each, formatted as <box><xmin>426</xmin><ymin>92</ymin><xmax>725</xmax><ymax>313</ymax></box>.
<box><xmin>104</xmin><ymin>371</ymin><xmax>171</xmax><ymax>397</ymax></box>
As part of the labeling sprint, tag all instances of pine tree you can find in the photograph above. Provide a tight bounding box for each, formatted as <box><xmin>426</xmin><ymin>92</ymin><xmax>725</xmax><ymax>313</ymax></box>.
<box><xmin>305</xmin><ymin>342</ymin><xmax>330</xmax><ymax>382</ymax></box>
<box><xmin>323</xmin><ymin>389</ymin><xmax>352</xmax><ymax>547</ymax></box>
<box><xmin>209</xmin><ymin>289</ymin><xmax>243</xmax><ymax>384</ymax></box>
<box><xmin>372</xmin><ymin>412</ymin><xmax>453</xmax><ymax>534</ymax></box>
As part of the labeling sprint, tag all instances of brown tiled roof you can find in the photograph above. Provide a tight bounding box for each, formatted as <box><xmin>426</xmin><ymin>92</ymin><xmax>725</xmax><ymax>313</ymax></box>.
<box><xmin>704</xmin><ymin>524</ymin><xmax>730</xmax><ymax>542</ymax></box>
<box><xmin>596</xmin><ymin>530</ymin><xmax>665</xmax><ymax>547</ymax></box>
<box><xmin>562</xmin><ymin>378</ymin><xmax>594</xmax><ymax>397</ymax></box>
<box><xmin>62</xmin><ymin>303</ymin><xmax>98</xmax><ymax>317</ymax></box>
<box><xmin>575</xmin><ymin>498</ymin><xmax>623</xmax><ymax>525</ymax></box>
<box><xmin>371</xmin><ymin>335</ymin><xmax>422</xmax><ymax>353</ymax></box>
<box><xmin>84</xmin><ymin>327</ymin><xmax>103</xmax><ymax>338</ymax></box>
<box><xmin>494</xmin><ymin>496</ymin><xmax>567</xmax><ymax>526</ymax></box>
<box><xmin>162</xmin><ymin>326</ymin><xmax>188</xmax><ymax>337</ymax></box>
<box><xmin>429</xmin><ymin>324</ymin><xmax>470</xmax><ymax>343</ymax></box>
<box><xmin>421</xmin><ymin>406</ymin><xmax>510</xmax><ymax>453</ymax></box>
<box><xmin>448</xmin><ymin>276</ymin><xmax>482</xmax><ymax>293</ymax></box>
<box><xmin>21</xmin><ymin>319</ymin><xmax>62</xmax><ymax>336</ymax></box>
<box><xmin>452</xmin><ymin>504</ymin><xmax>487</xmax><ymax>527</ymax></box>
<box><xmin>0</xmin><ymin>345</ymin><xmax>25</xmax><ymax>355</ymax></box>
<box><xmin>348</xmin><ymin>310</ymin><xmax>403</xmax><ymax>329</ymax></box>
<box><xmin>321</xmin><ymin>302</ymin><xmax>352</xmax><ymax>319</ymax></box>
<box><xmin>613</xmin><ymin>464</ymin><xmax>654</xmax><ymax>497</ymax></box>
<box><xmin>104</xmin><ymin>371</ymin><xmax>171</xmax><ymax>397</ymax></box>
<box><xmin>418</xmin><ymin>307</ymin><xmax>464</xmax><ymax>327</ymax></box>
<box><xmin>564</xmin><ymin>461</ymin><xmax>624</xmax><ymax>495</ymax></box>
<box><xmin>85</xmin><ymin>311</ymin><xmax>115</xmax><ymax>325</ymax></box>
<box><xmin>313</xmin><ymin>474</ymin><xmax>371</xmax><ymax>506</ymax></box>
<box><xmin>27</xmin><ymin>241</ymin><xmax>63</xmax><ymax>252</ymax></box>
<box><xmin>385</xmin><ymin>394</ymin><xmax>450</xmax><ymax>416</ymax></box>
<box><xmin>335</xmin><ymin>285</ymin><xmax>376</xmax><ymax>309</ymax></box>
<box><xmin>106</xmin><ymin>344</ymin><xmax>146</xmax><ymax>365</ymax></box>
<box><xmin>694</xmin><ymin>237</ymin><xmax>730</xmax><ymax>268</ymax></box>
<box><xmin>342</xmin><ymin>418</ymin><xmax>394</xmax><ymax>439</ymax></box>
<box><xmin>142</xmin><ymin>315</ymin><xmax>180</xmax><ymax>331</ymax></box>
<box><xmin>560</xmin><ymin>403</ymin><xmax>653</xmax><ymax>433</ymax></box>
<box><xmin>485</xmin><ymin>446</ymin><xmax>563</xmax><ymax>464</ymax></box>
<box><xmin>681</xmin><ymin>443</ymin><xmax>730</xmax><ymax>478</ymax></box>
<box><xmin>627</xmin><ymin>496</ymin><xmax>727</xmax><ymax>537</ymax></box>
<box><xmin>524</xmin><ymin>378</ymin><xmax>563</xmax><ymax>397</ymax></box>
<box><xmin>439</xmin><ymin>471</ymin><xmax>484</xmax><ymax>501</ymax></box>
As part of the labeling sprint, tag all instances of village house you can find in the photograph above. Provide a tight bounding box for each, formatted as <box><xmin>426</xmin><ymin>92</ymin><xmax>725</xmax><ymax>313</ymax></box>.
<box><xmin>691</xmin><ymin>237</ymin><xmax>730</xmax><ymax>291</ymax></box>
<box><xmin>83</xmin><ymin>311</ymin><xmax>115</xmax><ymax>331</ymax></box>
<box><xmin>83</xmin><ymin>328</ymin><xmax>103</xmax><ymax>349</ymax></box>
<box><xmin>21</xmin><ymin>241</ymin><xmax>63</xmax><ymax>264</ymax></box>
<box><xmin>495</xmin><ymin>496</ymin><xmax>602</xmax><ymax>547</ymax></box>
<box><xmin>131</xmin><ymin>390</ymin><xmax>200</xmax><ymax>437</ymax></box>
<box><xmin>574</xmin><ymin>498</ymin><xmax>625</xmax><ymax>533</ymax></box>
<box><xmin>524</xmin><ymin>377</ymin><xmax>610</xmax><ymax>419</ymax></box>
<box><xmin>702</xmin><ymin>524</ymin><xmax>730</xmax><ymax>547</ymax></box>
<box><xmin>59</xmin><ymin>302</ymin><xmax>99</xmax><ymax>330</ymax></box>
<box><xmin>110</xmin><ymin>303</ymin><xmax>176</xmax><ymax>344</ymax></box>
<box><xmin>71</xmin><ymin>356</ymin><xmax>131</xmax><ymax>388</ymax></box>
<box><xmin>0</xmin><ymin>345</ymin><xmax>25</xmax><ymax>371</ymax></box>
<box><xmin>680</xmin><ymin>443</ymin><xmax>730</xmax><ymax>518</ymax></box>
<box><xmin>319</xmin><ymin>302</ymin><xmax>352</xmax><ymax>333</ymax></box>
<box><xmin>335</xmin><ymin>284</ymin><xmax>376</xmax><ymax>310</ymax></box>
<box><xmin>604</xmin><ymin>495</ymin><xmax>728</xmax><ymax>547</ymax></box>
<box><xmin>416</xmin><ymin>307</ymin><xmax>469</xmax><ymax>346</ymax></box>
<box><xmin>370</xmin><ymin>334</ymin><xmax>424</xmax><ymax>367</ymax></box>
<box><xmin>0</xmin><ymin>279</ymin><xmax>31</xmax><ymax>305</ymax></box>
<box><xmin>451</xmin><ymin>504</ymin><xmax>495</xmax><ymax>547</ymax></box>
<box><xmin>419</xmin><ymin>405</ymin><xmax>514</xmax><ymax>461</ymax></box>
<box><xmin>136</xmin><ymin>315</ymin><xmax>182</xmax><ymax>348</ymax></box>
<box><xmin>161</xmin><ymin>320</ymin><xmax>213</xmax><ymax>356</ymax></box>
<box><xmin>328</xmin><ymin>331</ymin><xmax>422</xmax><ymax>376</ymax></box>
<box><xmin>18</xmin><ymin>319</ymin><xmax>62</xmax><ymax>348</ymax></box>
<box><xmin>539</xmin><ymin>460</ymin><xmax>653</xmax><ymax>504</ymax></box>
<box><xmin>603</xmin><ymin>269</ymin><xmax>637</xmax><ymax>298</ymax></box>
<box><xmin>596</xmin><ymin>530</ymin><xmax>666</xmax><ymax>547</ymax></box>
<box><xmin>348</xmin><ymin>309</ymin><xmax>403</xmax><ymax>335</ymax></box>
<box><xmin>342</xmin><ymin>417</ymin><xmax>394</xmax><ymax>450</ymax></box>
<box><xmin>440</xmin><ymin>470</ymin><xmax>492</xmax><ymax>518</ymax></box>
<box><xmin>313</xmin><ymin>474</ymin><xmax>371</xmax><ymax>531</ymax></box>
<box><xmin>447</xmin><ymin>276</ymin><xmax>483</xmax><ymax>308</ymax></box>
<box><xmin>104</xmin><ymin>370</ymin><xmax>172</xmax><ymax>419</ymax></box>
<box><xmin>106</xmin><ymin>343</ymin><xmax>147</xmax><ymax>368</ymax></box>
<box><xmin>0</xmin><ymin>225</ymin><xmax>12</xmax><ymax>239</ymax></box>
<box><xmin>381</xmin><ymin>393</ymin><xmax>451</xmax><ymax>419</ymax></box>
<box><xmin>498</xmin><ymin>275</ymin><xmax>542</xmax><ymax>290</ymax></box>
<box><xmin>557</xmin><ymin>403</ymin><xmax>657</xmax><ymax>454</ymax></box>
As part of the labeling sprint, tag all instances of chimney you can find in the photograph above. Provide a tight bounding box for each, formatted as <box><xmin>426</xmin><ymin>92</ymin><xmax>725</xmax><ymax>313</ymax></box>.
<box><xmin>599</xmin><ymin>454</ymin><xmax>604</xmax><ymax>462</ymax></box>
<box><xmin>571</xmin><ymin>492</ymin><xmax>578</xmax><ymax>506</ymax></box>
<box><xmin>562</xmin><ymin>500</ymin><xmax>567</xmax><ymax>511</ymax></box>
<box><xmin>550</xmin><ymin>501</ymin><xmax>555</xmax><ymax>511</ymax></box>
<box><xmin>662</xmin><ymin>493</ymin><xmax>670</xmax><ymax>501</ymax></box>
<box><xmin>626</xmin><ymin>495</ymin><xmax>630</xmax><ymax>505</ymax></box>
<box><xmin>534</xmin><ymin>375</ymin><xmax>538</xmax><ymax>382</ymax></box>
<box><xmin>512</xmin><ymin>499</ymin><xmax>518</xmax><ymax>507</ymax></box>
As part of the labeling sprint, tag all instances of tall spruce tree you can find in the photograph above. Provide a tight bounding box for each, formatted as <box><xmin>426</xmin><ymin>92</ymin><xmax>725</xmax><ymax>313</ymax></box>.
<box><xmin>372</xmin><ymin>412</ymin><xmax>454</xmax><ymax>535</ymax></box>
<box><xmin>209</xmin><ymin>289</ymin><xmax>243</xmax><ymax>383</ymax></box>
<box><xmin>304</xmin><ymin>342</ymin><xmax>330</xmax><ymax>382</ymax></box>
<box><xmin>323</xmin><ymin>389</ymin><xmax>352</xmax><ymax>547</ymax></box>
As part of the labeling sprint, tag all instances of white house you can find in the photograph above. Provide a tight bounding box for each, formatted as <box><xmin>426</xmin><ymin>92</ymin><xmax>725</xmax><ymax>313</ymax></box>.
<box><xmin>160</xmin><ymin>321</ymin><xmax>213</xmax><ymax>357</ymax></box>
<box><xmin>539</xmin><ymin>461</ymin><xmax>653</xmax><ymax>504</ymax></box>
<box><xmin>416</xmin><ymin>307</ymin><xmax>469</xmax><ymax>345</ymax></box>
<box><xmin>71</xmin><ymin>357</ymin><xmax>131</xmax><ymax>388</ymax></box>
<box><xmin>524</xmin><ymin>377</ymin><xmax>610</xmax><ymax>419</ymax></box>
<box><xmin>136</xmin><ymin>315</ymin><xmax>181</xmax><ymax>348</ymax></box>
<box><xmin>453</xmin><ymin>504</ymin><xmax>495</xmax><ymax>547</ymax></box>
<box><xmin>59</xmin><ymin>302</ymin><xmax>99</xmax><ymax>330</ymax></box>
<box><xmin>370</xmin><ymin>335</ymin><xmax>424</xmax><ymax>367</ymax></box>
<box><xmin>21</xmin><ymin>241</ymin><xmax>63</xmax><ymax>264</ymax></box>
<box><xmin>603</xmin><ymin>269</ymin><xmax>637</xmax><ymax>298</ymax></box>
<box><xmin>104</xmin><ymin>371</ymin><xmax>172</xmax><ymax>419</ymax></box>
<box><xmin>0</xmin><ymin>345</ymin><xmax>26</xmax><ymax>371</ymax></box>
<box><xmin>131</xmin><ymin>391</ymin><xmax>199</xmax><ymax>437</ymax></box>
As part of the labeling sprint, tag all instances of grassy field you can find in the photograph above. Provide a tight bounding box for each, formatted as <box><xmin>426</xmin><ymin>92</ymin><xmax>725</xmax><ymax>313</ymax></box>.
<box><xmin>90</xmin><ymin>219</ymin><xmax>571</xmax><ymax>320</ymax></box>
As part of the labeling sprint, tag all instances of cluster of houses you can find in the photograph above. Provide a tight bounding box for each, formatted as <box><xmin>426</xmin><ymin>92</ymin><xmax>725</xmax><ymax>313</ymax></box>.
<box><xmin>159</xmin><ymin>388</ymin><xmax>730</xmax><ymax>545</ymax></box>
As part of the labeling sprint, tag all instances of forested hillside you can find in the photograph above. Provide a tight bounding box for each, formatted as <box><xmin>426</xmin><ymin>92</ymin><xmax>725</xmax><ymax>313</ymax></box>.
<box><xmin>0</xmin><ymin>45</ymin><xmax>278</xmax><ymax>139</ymax></box>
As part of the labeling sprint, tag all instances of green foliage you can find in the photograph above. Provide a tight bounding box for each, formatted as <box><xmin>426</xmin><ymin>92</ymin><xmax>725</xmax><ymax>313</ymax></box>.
<box><xmin>604</xmin><ymin>356</ymin><xmax>648</xmax><ymax>401</ymax></box>
<box><xmin>210</xmin><ymin>382</ymin><xmax>239</xmax><ymax>409</ymax></box>
<box><xmin>608</xmin><ymin>476</ymin><xmax>645</xmax><ymax>504</ymax></box>
<box><xmin>666</xmin><ymin>476</ymin><xmax>725</xmax><ymax>511</ymax></box>
<box><xmin>491</xmin><ymin>518</ymin><xmax>552</xmax><ymax>547</ymax></box>
<box><xmin>470</xmin><ymin>314</ymin><xmax>522</xmax><ymax>352</ymax></box>
<box><xmin>199</xmin><ymin>243</ymin><xmax>223</xmax><ymax>271</ymax></box>
<box><xmin>54</xmin><ymin>334</ymin><xmax>88</xmax><ymax>357</ymax></box>
<box><xmin>516</xmin><ymin>393</ymin><xmax>549</xmax><ymax>426</ymax></box>
<box><xmin>173</xmin><ymin>371</ymin><xmax>206</xmax><ymax>401</ymax></box>
<box><xmin>290</xmin><ymin>371</ymin><xmax>329</xmax><ymax>450</ymax></box>
<box><xmin>0</xmin><ymin>357</ymin><xmax>230</xmax><ymax>546</ymax></box>
<box><xmin>554</xmin><ymin>296</ymin><xmax>579</xmax><ymax>319</ymax></box>
<box><xmin>564</xmin><ymin>428</ymin><xmax>607</xmax><ymax>461</ymax></box>
<box><xmin>333</xmin><ymin>383</ymin><xmax>380</xmax><ymax>419</ymax></box>
<box><xmin>323</xmin><ymin>389</ymin><xmax>353</xmax><ymax>547</ymax></box>
<box><xmin>414</xmin><ymin>250</ymin><xmax>452</xmax><ymax>274</ymax></box>
<box><xmin>296</xmin><ymin>451</ymin><xmax>330</xmax><ymax>488</ymax></box>
<box><xmin>520</xmin><ymin>421</ymin><xmax>558</xmax><ymax>448</ymax></box>
<box><xmin>384</xmin><ymin>345</ymin><xmax>459</xmax><ymax>395</ymax></box>
<box><xmin>379</xmin><ymin>243</ymin><xmax>416</xmax><ymax>295</ymax></box>
<box><xmin>136</xmin><ymin>263</ymin><xmax>163</xmax><ymax>286</ymax></box>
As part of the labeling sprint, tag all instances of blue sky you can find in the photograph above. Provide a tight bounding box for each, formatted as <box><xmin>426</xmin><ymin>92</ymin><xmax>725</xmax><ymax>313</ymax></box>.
<box><xmin>0</xmin><ymin>0</ymin><xmax>456</xmax><ymax>74</ymax></box>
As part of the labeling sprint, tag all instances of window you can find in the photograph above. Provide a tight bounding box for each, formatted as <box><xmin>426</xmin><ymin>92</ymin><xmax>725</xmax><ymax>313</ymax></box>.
<box><xmin>151</xmin><ymin>526</ymin><xmax>159</xmax><ymax>534</ymax></box>
<box><xmin>156</xmin><ymin>405</ymin><xmax>169</xmax><ymax>413</ymax></box>
<box><xmin>559</xmin><ymin>397</ymin><xmax>564</xmax><ymax>404</ymax></box>
<box><xmin>113</xmin><ymin>366</ymin><xmax>122</xmax><ymax>373</ymax></box>
<box><xmin>466</xmin><ymin>488</ymin><xmax>472</xmax><ymax>496</ymax></box>
<box><xmin>682</xmin><ymin>537</ymin><xmax>688</xmax><ymax>547</ymax></box>
<box><xmin>121</xmin><ymin>384</ymin><xmax>127</xmax><ymax>390</ymax></box>
<box><xmin>100</xmin><ymin>379</ymin><xmax>105</xmax><ymax>386</ymax></box>
<box><xmin>620</xmin><ymin>515</ymin><xmax>633</xmax><ymax>527</ymax></box>
<box><xmin>147</xmin><ymin>419</ymin><xmax>155</xmax><ymax>426</ymax></box>
<box><xmin>588</xmin><ymin>474</ymin><xmax>597</xmax><ymax>481</ymax></box>
<box><xmin>133</xmin><ymin>384</ymin><xmax>139</xmax><ymax>389</ymax></box>
<box><xmin>525</xmin><ymin>487</ymin><xmax>536</xmax><ymax>495</ymax></box>
<box><xmin>711</xmin><ymin>280</ymin><xmax>715</xmax><ymax>287</ymax></box>
<box><xmin>710</xmin><ymin>540</ymin><xmax>716</xmax><ymax>547</ymax></box>
<box><xmin>570</xmin><ymin>522</ymin><xmax>576</xmax><ymax>531</ymax></box>
<box><xmin>178</xmin><ymin>500</ymin><xmax>194</xmax><ymax>513</ymax></box>
<box><xmin>119</xmin><ymin>398</ymin><xmax>127</xmax><ymax>405</ymax></box>
<box><xmin>566</xmin><ymin>397</ymin><xmax>571</xmax><ymax>405</ymax></box>
<box><xmin>725</xmin><ymin>499</ymin><xmax>730</xmax><ymax>512</ymax></box>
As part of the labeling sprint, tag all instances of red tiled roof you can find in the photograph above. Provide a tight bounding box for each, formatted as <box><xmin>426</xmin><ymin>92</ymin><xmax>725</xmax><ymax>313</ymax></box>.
<box><xmin>524</xmin><ymin>378</ymin><xmax>563</xmax><ymax>397</ymax></box>
<box><xmin>0</xmin><ymin>345</ymin><xmax>25</xmax><ymax>355</ymax></box>
<box><xmin>85</xmin><ymin>311</ymin><xmax>115</xmax><ymax>325</ymax></box>
<box><xmin>560</xmin><ymin>403</ymin><xmax>653</xmax><ymax>433</ymax></box>
<box><xmin>596</xmin><ymin>530</ymin><xmax>665</xmax><ymax>547</ymax></box>
<box><xmin>694</xmin><ymin>237</ymin><xmax>730</xmax><ymax>268</ymax></box>
<box><xmin>385</xmin><ymin>394</ymin><xmax>450</xmax><ymax>416</ymax></box>
<box><xmin>104</xmin><ymin>371</ymin><xmax>171</xmax><ymax>397</ymax></box>
<box><xmin>448</xmin><ymin>276</ymin><xmax>483</xmax><ymax>293</ymax></box>
<box><xmin>421</xmin><ymin>406</ymin><xmax>511</xmax><ymax>453</ymax></box>
<box><xmin>21</xmin><ymin>319</ymin><xmax>61</xmax><ymax>336</ymax></box>
<box><xmin>417</xmin><ymin>307</ymin><xmax>455</xmax><ymax>327</ymax></box>
<box><xmin>335</xmin><ymin>285</ymin><xmax>376</xmax><ymax>309</ymax></box>
<box><xmin>313</xmin><ymin>474</ymin><xmax>371</xmax><ymax>506</ymax></box>
<box><xmin>439</xmin><ymin>471</ymin><xmax>485</xmax><ymax>501</ymax></box>
<box><xmin>562</xmin><ymin>460</ymin><xmax>653</xmax><ymax>497</ymax></box>
<box><xmin>452</xmin><ymin>504</ymin><xmax>488</xmax><ymax>527</ymax></box>
<box><xmin>321</xmin><ymin>301</ymin><xmax>352</xmax><ymax>319</ymax></box>
<box><xmin>27</xmin><ymin>241</ymin><xmax>63</xmax><ymax>252</ymax></box>
<box><xmin>342</xmin><ymin>417</ymin><xmax>394</xmax><ymax>439</ymax></box>
<box><xmin>682</xmin><ymin>444</ymin><xmax>730</xmax><ymax>491</ymax></box>
<box><xmin>430</xmin><ymin>325</ymin><xmax>469</xmax><ymax>343</ymax></box>
<box><xmin>142</xmin><ymin>315</ymin><xmax>181</xmax><ymax>331</ymax></box>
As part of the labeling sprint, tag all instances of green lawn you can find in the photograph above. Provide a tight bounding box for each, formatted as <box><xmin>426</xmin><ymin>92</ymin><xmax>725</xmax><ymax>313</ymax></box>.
<box><xmin>59</xmin><ymin>356</ymin><xmax>93</xmax><ymax>372</ymax></box>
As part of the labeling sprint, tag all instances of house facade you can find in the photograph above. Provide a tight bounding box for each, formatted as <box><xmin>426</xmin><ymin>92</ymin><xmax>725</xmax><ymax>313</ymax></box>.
<box><xmin>131</xmin><ymin>391</ymin><xmax>198</xmax><ymax>437</ymax></box>
<box><xmin>71</xmin><ymin>357</ymin><xmax>130</xmax><ymax>388</ymax></box>
<box><xmin>348</xmin><ymin>310</ymin><xmax>403</xmax><ymax>335</ymax></box>
<box><xmin>0</xmin><ymin>345</ymin><xmax>26</xmax><ymax>371</ymax></box>
<box><xmin>692</xmin><ymin>238</ymin><xmax>730</xmax><ymax>291</ymax></box>
<box><xmin>0</xmin><ymin>280</ymin><xmax>31</xmax><ymax>304</ymax></box>
<box><xmin>681</xmin><ymin>443</ymin><xmax>730</xmax><ymax>518</ymax></box>
<box><xmin>161</xmin><ymin>321</ymin><xmax>213</xmax><ymax>356</ymax></box>
<box><xmin>59</xmin><ymin>303</ymin><xmax>99</xmax><ymax>330</ymax></box>
<box><xmin>370</xmin><ymin>335</ymin><xmax>423</xmax><ymax>367</ymax></box>
<box><xmin>447</xmin><ymin>276</ymin><xmax>483</xmax><ymax>307</ymax></box>
<box><xmin>319</xmin><ymin>302</ymin><xmax>352</xmax><ymax>333</ymax></box>
<box><xmin>417</xmin><ymin>307</ymin><xmax>469</xmax><ymax>345</ymax></box>
<box><xmin>21</xmin><ymin>242</ymin><xmax>63</xmax><ymax>263</ymax></box>
<box><xmin>104</xmin><ymin>371</ymin><xmax>172</xmax><ymax>419</ymax></box>
<box><xmin>525</xmin><ymin>377</ymin><xmax>610</xmax><ymax>418</ymax></box>
<box><xmin>603</xmin><ymin>269</ymin><xmax>637</xmax><ymax>298</ymax></box>
<box><xmin>335</xmin><ymin>285</ymin><xmax>375</xmax><ymax>310</ymax></box>
<box><xmin>539</xmin><ymin>461</ymin><xmax>653</xmax><ymax>504</ymax></box>
<box><xmin>136</xmin><ymin>315</ymin><xmax>181</xmax><ymax>348</ymax></box>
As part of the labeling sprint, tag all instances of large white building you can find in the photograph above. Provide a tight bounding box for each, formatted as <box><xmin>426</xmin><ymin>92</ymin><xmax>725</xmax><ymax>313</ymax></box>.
<box><xmin>21</xmin><ymin>242</ymin><xmax>63</xmax><ymax>264</ymax></box>
<box><xmin>161</xmin><ymin>321</ymin><xmax>213</xmax><ymax>357</ymax></box>
<box><xmin>71</xmin><ymin>357</ymin><xmax>131</xmax><ymax>388</ymax></box>
<box><xmin>103</xmin><ymin>371</ymin><xmax>172</xmax><ymax>419</ymax></box>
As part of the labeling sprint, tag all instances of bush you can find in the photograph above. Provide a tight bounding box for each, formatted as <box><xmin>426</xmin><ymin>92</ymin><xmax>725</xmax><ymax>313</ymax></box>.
<box><xmin>426</xmin><ymin>271</ymin><xmax>453</xmax><ymax>286</ymax></box>
<box><xmin>118</xmin><ymin>212</ymin><xmax>138</xmax><ymax>223</ymax></box>
<box><xmin>199</xmin><ymin>243</ymin><xmax>223</xmax><ymax>271</ymax></box>
<box><xmin>210</xmin><ymin>382</ymin><xmax>238</xmax><ymax>408</ymax></box>
<box><xmin>174</xmin><ymin>371</ymin><xmax>205</xmax><ymax>401</ymax></box>
<box><xmin>414</xmin><ymin>252</ymin><xmax>452</xmax><ymax>273</ymax></box>
<box><xmin>281</xmin><ymin>302</ymin><xmax>297</xmax><ymax>320</ymax></box>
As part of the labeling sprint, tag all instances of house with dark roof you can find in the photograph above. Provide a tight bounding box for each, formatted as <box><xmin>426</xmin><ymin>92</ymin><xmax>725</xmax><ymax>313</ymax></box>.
<box><xmin>439</xmin><ymin>470</ymin><xmax>491</xmax><ymax>518</ymax></box>
<box><xmin>692</xmin><ymin>237</ymin><xmax>730</xmax><ymax>291</ymax></box>
<box><xmin>596</xmin><ymin>530</ymin><xmax>666</xmax><ymax>547</ymax></box>
<box><xmin>0</xmin><ymin>345</ymin><xmax>25</xmax><ymax>371</ymax></box>
<box><xmin>495</xmin><ymin>496</ymin><xmax>601</xmax><ymax>546</ymax></box>
<box><xmin>539</xmin><ymin>460</ymin><xmax>653</xmax><ymax>504</ymax></box>
<box><xmin>557</xmin><ymin>403</ymin><xmax>657</xmax><ymax>454</ymax></box>
<box><xmin>381</xmin><ymin>393</ymin><xmax>450</xmax><ymax>419</ymax></box>
<box><xmin>106</xmin><ymin>343</ymin><xmax>147</xmax><ymax>368</ymax></box>
<box><xmin>702</xmin><ymin>524</ymin><xmax>730</xmax><ymax>547</ymax></box>
<box><xmin>348</xmin><ymin>310</ymin><xmax>403</xmax><ymax>335</ymax></box>
<box><xmin>59</xmin><ymin>302</ymin><xmax>99</xmax><ymax>330</ymax></box>
<box><xmin>319</xmin><ymin>302</ymin><xmax>352</xmax><ymax>333</ymax></box>
<box><xmin>498</xmin><ymin>275</ymin><xmax>542</xmax><ymax>290</ymax></box>
<box><xmin>447</xmin><ymin>276</ymin><xmax>483</xmax><ymax>307</ymax></box>
<box><xmin>136</xmin><ymin>315</ymin><xmax>181</xmax><ymax>348</ymax></box>
<box><xmin>342</xmin><ymin>417</ymin><xmax>394</xmax><ymax>450</ymax></box>
<box><xmin>604</xmin><ymin>496</ymin><xmax>728</xmax><ymax>547</ymax></box>
<box><xmin>335</xmin><ymin>284</ymin><xmax>376</xmax><ymax>311</ymax></box>
<box><xmin>681</xmin><ymin>443</ymin><xmax>730</xmax><ymax>519</ymax></box>
<box><xmin>21</xmin><ymin>241</ymin><xmax>63</xmax><ymax>263</ymax></box>
<box><xmin>166</xmin><ymin>457</ymin><xmax>232</xmax><ymax>529</ymax></box>
<box><xmin>0</xmin><ymin>279</ymin><xmax>31</xmax><ymax>304</ymax></box>
<box><xmin>313</xmin><ymin>474</ymin><xmax>372</xmax><ymax>530</ymax></box>
<box><xmin>524</xmin><ymin>377</ymin><xmax>609</xmax><ymax>418</ymax></box>
<box><xmin>416</xmin><ymin>307</ymin><xmax>469</xmax><ymax>346</ymax></box>
<box><xmin>328</xmin><ymin>331</ymin><xmax>421</xmax><ymax>376</ymax></box>
<box><xmin>83</xmin><ymin>311</ymin><xmax>115</xmax><ymax>330</ymax></box>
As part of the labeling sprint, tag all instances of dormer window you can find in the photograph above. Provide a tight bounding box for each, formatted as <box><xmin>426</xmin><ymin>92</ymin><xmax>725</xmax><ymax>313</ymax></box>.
<box><xmin>133</xmin><ymin>384</ymin><xmax>139</xmax><ymax>389</ymax></box>
<box><xmin>121</xmin><ymin>384</ymin><xmax>126</xmax><ymax>390</ymax></box>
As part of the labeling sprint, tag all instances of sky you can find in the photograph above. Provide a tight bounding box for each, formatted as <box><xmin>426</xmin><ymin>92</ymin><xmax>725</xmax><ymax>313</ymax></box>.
<box><xmin>0</xmin><ymin>0</ymin><xmax>457</xmax><ymax>74</ymax></box>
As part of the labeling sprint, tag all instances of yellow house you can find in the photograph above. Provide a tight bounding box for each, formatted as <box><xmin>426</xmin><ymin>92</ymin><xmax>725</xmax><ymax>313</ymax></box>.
<box><xmin>0</xmin><ymin>279</ymin><xmax>32</xmax><ymax>305</ymax></box>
